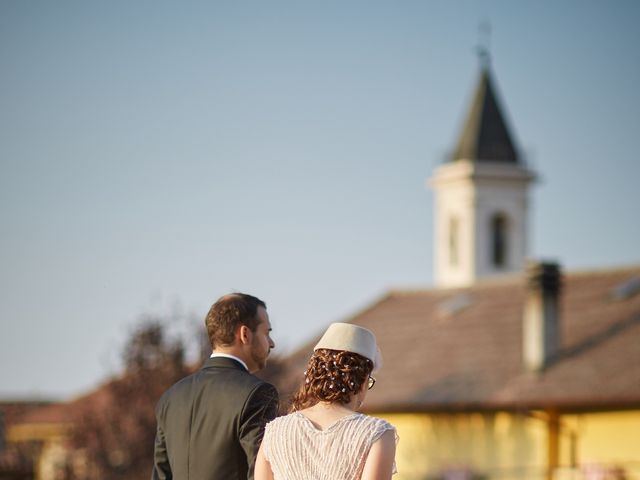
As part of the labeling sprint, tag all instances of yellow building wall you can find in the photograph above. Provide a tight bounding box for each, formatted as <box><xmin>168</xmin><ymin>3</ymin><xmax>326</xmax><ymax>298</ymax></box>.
<box><xmin>377</xmin><ymin>412</ymin><xmax>548</xmax><ymax>480</ymax></box>
<box><xmin>375</xmin><ymin>410</ymin><xmax>640</xmax><ymax>480</ymax></box>
<box><xmin>7</xmin><ymin>423</ymin><xmax>71</xmax><ymax>480</ymax></box>
<box><xmin>7</xmin><ymin>422</ymin><xmax>67</xmax><ymax>444</ymax></box>
<box><xmin>559</xmin><ymin>411</ymin><xmax>640</xmax><ymax>479</ymax></box>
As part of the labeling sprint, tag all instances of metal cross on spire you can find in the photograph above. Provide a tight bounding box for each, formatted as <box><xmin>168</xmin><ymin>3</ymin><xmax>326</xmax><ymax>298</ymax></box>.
<box><xmin>476</xmin><ymin>20</ymin><xmax>492</xmax><ymax>69</ymax></box>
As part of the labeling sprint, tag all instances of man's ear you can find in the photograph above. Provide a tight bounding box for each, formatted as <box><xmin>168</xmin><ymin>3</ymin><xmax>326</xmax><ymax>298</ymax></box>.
<box><xmin>238</xmin><ymin>325</ymin><xmax>252</xmax><ymax>345</ymax></box>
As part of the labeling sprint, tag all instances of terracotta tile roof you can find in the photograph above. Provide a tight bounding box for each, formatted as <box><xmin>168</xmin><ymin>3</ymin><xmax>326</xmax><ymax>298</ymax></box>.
<box><xmin>8</xmin><ymin>381</ymin><xmax>115</xmax><ymax>426</ymax></box>
<box><xmin>10</xmin><ymin>401</ymin><xmax>74</xmax><ymax>425</ymax></box>
<box><xmin>0</xmin><ymin>401</ymin><xmax>56</xmax><ymax>427</ymax></box>
<box><xmin>276</xmin><ymin>265</ymin><xmax>640</xmax><ymax>412</ymax></box>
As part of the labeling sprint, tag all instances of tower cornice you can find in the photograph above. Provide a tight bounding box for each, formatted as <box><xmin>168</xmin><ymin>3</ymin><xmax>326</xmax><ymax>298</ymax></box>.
<box><xmin>429</xmin><ymin>161</ymin><xmax>536</xmax><ymax>189</ymax></box>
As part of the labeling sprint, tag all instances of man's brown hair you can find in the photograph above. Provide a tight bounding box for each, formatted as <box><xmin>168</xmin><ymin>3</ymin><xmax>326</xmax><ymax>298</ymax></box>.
<box><xmin>205</xmin><ymin>293</ymin><xmax>266</xmax><ymax>348</ymax></box>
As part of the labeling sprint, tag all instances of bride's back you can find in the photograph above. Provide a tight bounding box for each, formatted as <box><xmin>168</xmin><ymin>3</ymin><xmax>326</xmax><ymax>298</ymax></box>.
<box><xmin>262</xmin><ymin>412</ymin><xmax>394</xmax><ymax>480</ymax></box>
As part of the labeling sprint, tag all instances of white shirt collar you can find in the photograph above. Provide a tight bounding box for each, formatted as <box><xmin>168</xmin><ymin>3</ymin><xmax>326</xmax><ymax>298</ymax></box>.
<box><xmin>210</xmin><ymin>352</ymin><xmax>249</xmax><ymax>371</ymax></box>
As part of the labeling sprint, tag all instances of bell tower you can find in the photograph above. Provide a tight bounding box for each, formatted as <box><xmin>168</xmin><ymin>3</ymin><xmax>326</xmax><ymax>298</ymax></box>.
<box><xmin>429</xmin><ymin>62</ymin><xmax>536</xmax><ymax>288</ymax></box>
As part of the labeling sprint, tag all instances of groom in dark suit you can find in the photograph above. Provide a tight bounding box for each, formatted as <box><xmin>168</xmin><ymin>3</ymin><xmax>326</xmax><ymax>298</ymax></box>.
<box><xmin>152</xmin><ymin>293</ymin><xmax>279</xmax><ymax>480</ymax></box>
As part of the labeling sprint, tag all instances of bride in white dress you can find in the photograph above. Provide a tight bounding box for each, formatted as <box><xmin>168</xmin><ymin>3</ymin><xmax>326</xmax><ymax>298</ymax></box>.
<box><xmin>255</xmin><ymin>323</ymin><xmax>397</xmax><ymax>480</ymax></box>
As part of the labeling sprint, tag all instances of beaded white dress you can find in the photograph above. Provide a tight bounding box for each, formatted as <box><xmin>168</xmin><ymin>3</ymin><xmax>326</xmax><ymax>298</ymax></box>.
<box><xmin>262</xmin><ymin>412</ymin><xmax>397</xmax><ymax>480</ymax></box>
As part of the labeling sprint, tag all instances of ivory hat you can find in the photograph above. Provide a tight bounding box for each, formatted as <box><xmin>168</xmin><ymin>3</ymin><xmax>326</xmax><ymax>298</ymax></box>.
<box><xmin>314</xmin><ymin>322</ymin><xmax>383</xmax><ymax>371</ymax></box>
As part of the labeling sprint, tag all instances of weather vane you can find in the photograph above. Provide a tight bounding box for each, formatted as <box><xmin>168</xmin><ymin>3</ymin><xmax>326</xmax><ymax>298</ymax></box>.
<box><xmin>476</xmin><ymin>20</ymin><xmax>492</xmax><ymax>68</ymax></box>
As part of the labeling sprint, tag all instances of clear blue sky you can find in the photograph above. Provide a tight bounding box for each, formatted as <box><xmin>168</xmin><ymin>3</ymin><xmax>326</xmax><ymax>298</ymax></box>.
<box><xmin>1</xmin><ymin>1</ymin><xmax>639</xmax><ymax>399</ymax></box>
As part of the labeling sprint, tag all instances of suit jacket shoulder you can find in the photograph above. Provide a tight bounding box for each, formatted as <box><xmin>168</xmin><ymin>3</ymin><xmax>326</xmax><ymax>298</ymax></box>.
<box><xmin>153</xmin><ymin>356</ymin><xmax>279</xmax><ymax>480</ymax></box>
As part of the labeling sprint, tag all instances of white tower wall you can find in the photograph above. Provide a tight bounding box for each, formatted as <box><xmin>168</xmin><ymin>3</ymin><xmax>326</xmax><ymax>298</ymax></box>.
<box><xmin>430</xmin><ymin>161</ymin><xmax>535</xmax><ymax>288</ymax></box>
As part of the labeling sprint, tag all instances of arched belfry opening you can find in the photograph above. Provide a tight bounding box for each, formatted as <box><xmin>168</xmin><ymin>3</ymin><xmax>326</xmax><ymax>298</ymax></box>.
<box><xmin>449</xmin><ymin>216</ymin><xmax>460</xmax><ymax>267</ymax></box>
<box><xmin>491</xmin><ymin>213</ymin><xmax>508</xmax><ymax>269</ymax></box>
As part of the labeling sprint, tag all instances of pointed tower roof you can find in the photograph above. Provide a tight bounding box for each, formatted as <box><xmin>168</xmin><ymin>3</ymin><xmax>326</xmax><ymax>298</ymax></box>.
<box><xmin>450</xmin><ymin>67</ymin><xmax>520</xmax><ymax>163</ymax></box>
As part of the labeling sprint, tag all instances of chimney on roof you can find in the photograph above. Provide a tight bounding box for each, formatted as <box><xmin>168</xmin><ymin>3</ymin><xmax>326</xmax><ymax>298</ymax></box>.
<box><xmin>523</xmin><ymin>261</ymin><xmax>562</xmax><ymax>371</ymax></box>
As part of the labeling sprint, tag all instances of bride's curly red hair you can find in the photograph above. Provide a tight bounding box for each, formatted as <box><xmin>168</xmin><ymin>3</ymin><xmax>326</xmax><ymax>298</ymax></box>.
<box><xmin>289</xmin><ymin>348</ymin><xmax>374</xmax><ymax>412</ymax></box>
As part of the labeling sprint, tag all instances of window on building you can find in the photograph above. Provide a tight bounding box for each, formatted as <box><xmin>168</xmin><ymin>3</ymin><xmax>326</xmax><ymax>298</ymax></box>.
<box><xmin>491</xmin><ymin>213</ymin><xmax>508</xmax><ymax>268</ymax></box>
<box><xmin>449</xmin><ymin>216</ymin><xmax>459</xmax><ymax>267</ymax></box>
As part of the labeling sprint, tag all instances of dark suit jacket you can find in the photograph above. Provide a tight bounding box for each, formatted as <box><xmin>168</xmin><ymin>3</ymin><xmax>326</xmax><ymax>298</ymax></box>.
<box><xmin>152</xmin><ymin>356</ymin><xmax>279</xmax><ymax>480</ymax></box>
